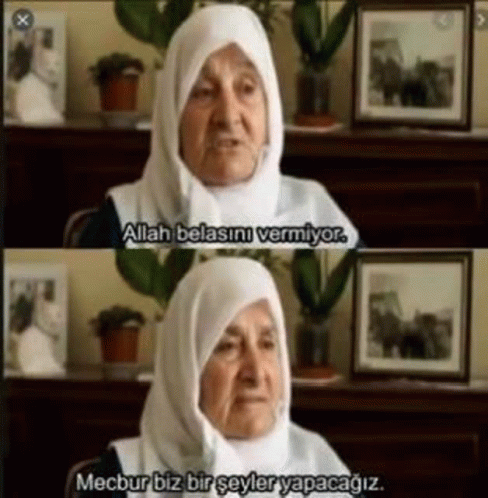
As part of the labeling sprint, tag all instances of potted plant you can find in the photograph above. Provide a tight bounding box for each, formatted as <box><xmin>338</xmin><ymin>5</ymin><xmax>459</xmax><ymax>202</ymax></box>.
<box><xmin>292</xmin><ymin>0</ymin><xmax>356</xmax><ymax>126</ymax></box>
<box><xmin>90</xmin><ymin>305</ymin><xmax>145</xmax><ymax>362</ymax></box>
<box><xmin>291</xmin><ymin>249</ymin><xmax>356</xmax><ymax>377</ymax></box>
<box><xmin>89</xmin><ymin>52</ymin><xmax>144</xmax><ymax>111</ymax></box>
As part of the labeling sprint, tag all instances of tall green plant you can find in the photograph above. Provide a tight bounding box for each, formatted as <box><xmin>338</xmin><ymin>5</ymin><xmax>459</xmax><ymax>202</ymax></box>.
<box><xmin>114</xmin><ymin>0</ymin><xmax>194</xmax><ymax>61</ymax></box>
<box><xmin>291</xmin><ymin>249</ymin><xmax>356</xmax><ymax>320</ymax></box>
<box><xmin>292</xmin><ymin>0</ymin><xmax>357</xmax><ymax>72</ymax></box>
<box><xmin>115</xmin><ymin>249</ymin><xmax>196</xmax><ymax>308</ymax></box>
<box><xmin>115</xmin><ymin>248</ymin><xmax>287</xmax><ymax>309</ymax></box>
<box><xmin>115</xmin><ymin>0</ymin><xmax>281</xmax><ymax>64</ymax></box>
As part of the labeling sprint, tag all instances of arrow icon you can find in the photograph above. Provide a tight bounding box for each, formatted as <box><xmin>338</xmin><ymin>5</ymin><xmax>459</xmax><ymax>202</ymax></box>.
<box><xmin>476</xmin><ymin>9</ymin><xmax>488</xmax><ymax>30</ymax></box>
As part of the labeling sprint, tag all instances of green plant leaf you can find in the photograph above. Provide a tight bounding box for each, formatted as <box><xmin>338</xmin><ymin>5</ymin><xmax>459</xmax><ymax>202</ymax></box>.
<box><xmin>115</xmin><ymin>0</ymin><xmax>195</xmax><ymax>49</ymax></box>
<box><xmin>163</xmin><ymin>249</ymin><xmax>196</xmax><ymax>298</ymax></box>
<box><xmin>92</xmin><ymin>305</ymin><xmax>146</xmax><ymax>336</ymax></box>
<box><xmin>115</xmin><ymin>249</ymin><xmax>159</xmax><ymax>296</ymax></box>
<box><xmin>316</xmin><ymin>249</ymin><xmax>356</xmax><ymax>318</ymax></box>
<box><xmin>115</xmin><ymin>249</ymin><xmax>195</xmax><ymax>307</ymax></box>
<box><xmin>88</xmin><ymin>52</ymin><xmax>144</xmax><ymax>85</ymax></box>
<box><xmin>291</xmin><ymin>250</ymin><xmax>321</xmax><ymax>313</ymax></box>
<box><xmin>292</xmin><ymin>0</ymin><xmax>321</xmax><ymax>62</ymax></box>
<box><xmin>317</xmin><ymin>0</ymin><xmax>356</xmax><ymax>70</ymax></box>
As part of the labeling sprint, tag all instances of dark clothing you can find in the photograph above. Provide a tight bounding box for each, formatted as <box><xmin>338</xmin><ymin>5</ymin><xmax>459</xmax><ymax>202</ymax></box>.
<box><xmin>78</xmin><ymin>198</ymin><xmax>125</xmax><ymax>248</ymax></box>
<box><xmin>78</xmin><ymin>448</ymin><xmax>126</xmax><ymax>498</ymax></box>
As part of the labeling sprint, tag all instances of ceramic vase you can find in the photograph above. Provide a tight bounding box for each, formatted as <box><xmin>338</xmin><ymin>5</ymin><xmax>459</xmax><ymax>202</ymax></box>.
<box><xmin>295</xmin><ymin>315</ymin><xmax>330</xmax><ymax>368</ymax></box>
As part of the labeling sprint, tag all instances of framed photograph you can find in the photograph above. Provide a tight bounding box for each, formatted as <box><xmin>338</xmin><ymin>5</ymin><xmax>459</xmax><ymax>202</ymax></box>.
<box><xmin>352</xmin><ymin>0</ymin><xmax>473</xmax><ymax>130</ymax></box>
<box><xmin>3</xmin><ymin>10</ymin><xmax>66</xmax><ymax>118</ymax></box>
<box><xmin>3</xmin><ymin>263</ymin><xmax>68</xmax><ymax>375</ymax></box>
<box><xmin>352</xmin><ymin>251</ymin><xmax>472</xmax><ymax>381</ymax></box>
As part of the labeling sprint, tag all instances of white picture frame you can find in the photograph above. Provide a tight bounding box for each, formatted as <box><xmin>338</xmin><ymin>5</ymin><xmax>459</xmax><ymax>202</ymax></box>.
<box><xmin>4</xmin><ymin>263</ymin><xmax>68</xmax><ymax>375</ymax></box>
<box><xmin>3</xmin><ymin>10</ymin><xmax>66</xmax><ymax>118</ymax></box>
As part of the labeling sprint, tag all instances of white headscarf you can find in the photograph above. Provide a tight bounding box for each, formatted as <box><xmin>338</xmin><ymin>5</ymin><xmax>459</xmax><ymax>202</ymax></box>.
<box><xmin>109</xmin><ymin>4</ymin><xmax>359</xmax><ymax>248</ymax></box>
<box><xmin>112</xmin><ymin>258</ymin><xmax>353</xmax><ymax>497</ymax></box>
<box><xmin>110</xmin><ymin>4</ymin><xmax>282</xmax><ymax>228</ymax></box>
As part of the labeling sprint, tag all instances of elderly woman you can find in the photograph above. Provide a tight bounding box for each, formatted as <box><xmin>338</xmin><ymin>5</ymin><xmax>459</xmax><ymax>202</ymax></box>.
<box><xmin>79</xmin><ymin>5</ymin><xmax>360</xmax><ymax>248</ymax></box>
<box><xmin>79</xmin><ymin>257</ymin><xmax>364</xmax><ymax>497</ymax></box>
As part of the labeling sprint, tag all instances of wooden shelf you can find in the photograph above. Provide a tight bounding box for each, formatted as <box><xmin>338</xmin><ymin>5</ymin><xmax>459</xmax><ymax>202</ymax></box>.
<box><xmin>6</xmin><ymin>117</ymin><xmax>488</xmax><ymax>247</ymax></box>
<box><xmin>284</xmin><ymin>127</ymin><xmax>488</xmax><ymax>161</ymax></box>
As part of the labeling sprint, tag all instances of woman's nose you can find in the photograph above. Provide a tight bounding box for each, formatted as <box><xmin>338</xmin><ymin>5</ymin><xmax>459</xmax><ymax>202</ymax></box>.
<box><xmin>239</xmin><ymin>346</ymin><xmax>264</xmax><ymax>385</ymax></box>
<box><xmin>212</xmin><ymin>88</ymin><xmax>241</xmax><ymax>129</ymax></box>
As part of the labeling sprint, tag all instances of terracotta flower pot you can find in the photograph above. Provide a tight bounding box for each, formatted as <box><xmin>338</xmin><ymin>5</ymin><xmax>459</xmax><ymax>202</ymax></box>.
<box><xmin>99</xmin><ymin>74</ymin><xmax>139</xmax><ymax>111</ymax></box>
<box><xmin>101</xmin><ymin>326</ymin><xmax>139</xmax><ymax>362</ymax></box>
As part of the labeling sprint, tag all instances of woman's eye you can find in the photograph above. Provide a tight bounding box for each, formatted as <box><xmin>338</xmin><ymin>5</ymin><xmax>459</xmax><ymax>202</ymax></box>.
<box><xmin>260</xmin><ymin>340</ymin><xmax>276</xmax><ymax>350</ymax></box>
<box><xmin>214</xmin><ymin>341</ymin><xmax>237</xmax><ymax>353</ymax></box>
<box><xmin>240</xmin><ymin>80</ymin><xmax>257</xmax><ymax>96</ymax></box>
<box><xmin>191</xmin><ymin>86</ymin><xmax>214</xmax><ymax>99</ymax></box>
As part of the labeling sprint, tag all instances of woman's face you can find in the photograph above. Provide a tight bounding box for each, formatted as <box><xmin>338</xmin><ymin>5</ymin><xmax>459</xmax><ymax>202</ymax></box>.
<box><xmin>179</xmin><ymin>43</ymin><xmax>267</xmax><ymax>186</ymax></box>
<box><xmin>199</xmin><ymin>299</ymin><xmax>282</xmax><ymax>439</ymax></box>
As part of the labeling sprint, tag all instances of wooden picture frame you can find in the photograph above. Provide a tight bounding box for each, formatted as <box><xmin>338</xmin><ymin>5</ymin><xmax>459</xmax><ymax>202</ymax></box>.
<box><xmin>352</xmin><ymin>250</ymin><xmax>472</xmax><ymax>382</ymax></box>
<box><xmin>352</xmin><ymin>0</ymin><xmax>474</xmax><ymax>130</ymax></box>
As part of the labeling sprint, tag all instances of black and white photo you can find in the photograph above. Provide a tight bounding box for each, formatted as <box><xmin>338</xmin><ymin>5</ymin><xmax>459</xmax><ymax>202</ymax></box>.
<box><xmin>3</xmin><ymin>10</ymin><xmax>66</xmax><ymax>122</ymax></box>
<box><xmin>3</xmin><ymin>263</ymin><xmax>68</xmax><ymax>376</ymax></box>
<box><xmin>353</xmin><ymin>2</ymin><xmax>473</xmax><ymax>129</ymax></box>
<box><xmin>352</xmin><ymin>251</ymin><xmax>472</xmax><ymax>381</ymax></box>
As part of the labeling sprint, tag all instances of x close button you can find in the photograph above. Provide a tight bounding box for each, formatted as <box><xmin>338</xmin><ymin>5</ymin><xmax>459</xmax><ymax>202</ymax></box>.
<box><xmin>12</xmin><ymin>9</ymin><xmax>34</xmax><ymax>31</ymax></box>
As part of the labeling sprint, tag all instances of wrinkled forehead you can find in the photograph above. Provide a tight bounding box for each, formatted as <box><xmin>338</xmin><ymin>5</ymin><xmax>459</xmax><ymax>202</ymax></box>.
<box><xmin>175</xmin><ymin>40</ymin><xmax>267</xmax><ymax>113</ymax></box>
<box><xmin>198</xmin><ymin>43</ymin><xmax>262</xmax><ymax>81</ymax></box>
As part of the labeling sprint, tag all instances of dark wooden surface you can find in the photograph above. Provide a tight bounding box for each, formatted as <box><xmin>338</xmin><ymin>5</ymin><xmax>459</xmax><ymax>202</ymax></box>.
<box><xmin>5</xmin><ymin>118</ymin><xmax>488</xmax><ymax>247</ymax></box>
<box><xmin>4</xmin><ymin>373</ymin><xmax>488</xmax><ymax>497</ymax></box>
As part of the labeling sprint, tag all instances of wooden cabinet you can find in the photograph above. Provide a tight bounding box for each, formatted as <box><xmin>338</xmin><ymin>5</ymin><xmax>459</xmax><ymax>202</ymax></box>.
<box><xmin>4</xmin><ymin>374</ymin><xmax>488</xmax><ymax>497</ymax></box>
<box><xmin>5</xmin><ymin>119</ymin><xmax>488</xmax><ymax>247</ymax></box>
<box><xmin>292</xmin><ymin>383</ymin><xmax>488</xmax><ymax>498</ymax></box>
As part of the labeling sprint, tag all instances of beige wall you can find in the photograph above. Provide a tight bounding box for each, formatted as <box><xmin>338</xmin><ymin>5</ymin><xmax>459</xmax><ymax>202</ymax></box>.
<box><xmin>5</xmin><ymin>249</ymin><xmax>488</xmax><ymax>380</ymax></box>
<box><xmin>5</xmin><ymin>249</ymin><xmax>161</xmax><ymax>365</ymax></box>
<box><xmin>8</xmin><ymin>1</ymin><xmax>488</xmax><ymax>126</ymax></box>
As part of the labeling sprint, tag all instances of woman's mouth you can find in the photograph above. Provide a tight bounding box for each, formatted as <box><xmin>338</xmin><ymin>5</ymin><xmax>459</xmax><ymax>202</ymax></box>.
<box><xmin>210</xmin><ymin>138</ymin><xmax>243</xmax><ymax>149</ymax></box>
<box><xmin>235</xmin><ymin>395</ymin><xmax>267</xmax><ymax>404</ymax></box>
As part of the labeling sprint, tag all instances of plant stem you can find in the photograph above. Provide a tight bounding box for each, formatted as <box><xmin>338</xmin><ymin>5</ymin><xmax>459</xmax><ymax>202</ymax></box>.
<box><xmin>322</xmin><ymin>251</ymin><xmax>329</xmax><ymax>293</ymax></box>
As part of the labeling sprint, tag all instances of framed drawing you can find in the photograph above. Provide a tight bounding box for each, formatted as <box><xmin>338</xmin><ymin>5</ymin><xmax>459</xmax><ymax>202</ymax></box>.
<box><xmin>3</xmin><ymin>263</ymin><xmax>68</xmax><ymax>375</ymax></box>
<box><xmin>352</xmin><ymin>251</ymin><xmax>472</xmax><ymax>381</ymax></box>
<box><xmin>352</xmin><ymin>0</ymin><xmax>474</xmax><ymax>130</ymax></box>
<box><xmin>3</xmin><ymin>10</ymin><xmax>66</xmax><ymax>119</ymax></box>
